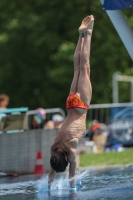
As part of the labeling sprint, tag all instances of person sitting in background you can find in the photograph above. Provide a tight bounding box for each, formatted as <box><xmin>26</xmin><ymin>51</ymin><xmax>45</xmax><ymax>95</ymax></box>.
<box><xmin>84</xmin><ymin>119</ymin><xmax>108</xmax><ymax>143</ymax></box>
<box><xmin>32</xmin><ymin>108</ymin><xmax>46</xmax><ymax>129</ymax></box>
<box><xmin>43</xmin><ymin>114</ymin><xmax>64</xmax><ymax>130</ymax></box>
<box><xmin>0</xmin><ymin>94</ymin><xmax>10</xmax><ymax>110</ymax></box>
<box><xmin>90</xmin><ymin>120</ymin><xmax>102</xmax><ymax>139</ymax></box>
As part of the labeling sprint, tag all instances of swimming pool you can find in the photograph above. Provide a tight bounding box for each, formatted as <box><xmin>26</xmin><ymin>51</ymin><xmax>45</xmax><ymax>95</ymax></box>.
<box><xmin>0</xmin><ymin>167</ymin><xmax>133</xmax><ymax>200</ymax></box>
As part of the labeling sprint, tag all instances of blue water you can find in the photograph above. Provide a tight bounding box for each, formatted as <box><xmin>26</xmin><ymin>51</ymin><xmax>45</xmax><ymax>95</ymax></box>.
<box><xmin>0</xmin><ymin>168</ymin><xmax>133</xmax><ymax>200</ymax></box>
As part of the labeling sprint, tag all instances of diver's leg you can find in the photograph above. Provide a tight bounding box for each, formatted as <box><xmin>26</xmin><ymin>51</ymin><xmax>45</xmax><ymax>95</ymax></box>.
<box><xmin>69</xmin><ymin>35</ymin><xmax>83</xmax><ymax>94</ymax></box>
<box><xmin>77</xmin><ymin>16</ymin><xmax>94</xmax><ymax>105</ymax></box>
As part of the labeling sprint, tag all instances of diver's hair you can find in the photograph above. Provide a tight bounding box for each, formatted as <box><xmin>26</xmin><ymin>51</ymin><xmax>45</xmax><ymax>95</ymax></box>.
<box><xmin>50</xmin><ymin>151</ymin><xmax>68</xmax><ymax>173</ymax></box>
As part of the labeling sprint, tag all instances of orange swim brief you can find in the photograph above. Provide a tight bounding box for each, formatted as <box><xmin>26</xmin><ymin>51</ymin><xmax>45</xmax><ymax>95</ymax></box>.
<box><xmin>66</xmin><ymin>94</ymin><xmax>89</xmax><ymax>110</ymax></box>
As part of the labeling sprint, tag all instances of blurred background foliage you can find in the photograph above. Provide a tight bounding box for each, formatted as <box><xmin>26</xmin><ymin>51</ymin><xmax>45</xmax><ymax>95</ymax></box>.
<box><xmin>0</xmin><ymin>0</ymin><xmax>133</xmax><ymax>109</ymax></box>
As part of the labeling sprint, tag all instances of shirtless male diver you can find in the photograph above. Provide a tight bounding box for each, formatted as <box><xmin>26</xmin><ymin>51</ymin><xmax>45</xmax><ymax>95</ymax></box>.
<box><xmin>48</xmin><ymin>15</ymin><xmax>94</xmax><ymax>189</ymax></box>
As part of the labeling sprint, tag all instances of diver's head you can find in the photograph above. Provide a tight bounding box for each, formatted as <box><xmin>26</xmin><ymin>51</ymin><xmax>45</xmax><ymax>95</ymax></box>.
<box><xmin>50</xmin><ymin>151</ymin><xmax>68</xmax><ymax>173</ymax></box>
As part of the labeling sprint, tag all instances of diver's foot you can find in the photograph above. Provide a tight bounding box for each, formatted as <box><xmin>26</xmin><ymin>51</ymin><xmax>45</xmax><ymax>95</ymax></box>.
<box><xmin>79</xmin><ymin>15</ymin><xmax>94</xmax><ymax>34</ymax></box>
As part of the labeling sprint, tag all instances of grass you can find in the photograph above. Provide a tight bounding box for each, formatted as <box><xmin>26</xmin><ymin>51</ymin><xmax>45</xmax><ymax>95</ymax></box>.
<box><xmin>80</xmin><ymin>149</ymin><xmax>133</xmax><ymax>167</ymax></box>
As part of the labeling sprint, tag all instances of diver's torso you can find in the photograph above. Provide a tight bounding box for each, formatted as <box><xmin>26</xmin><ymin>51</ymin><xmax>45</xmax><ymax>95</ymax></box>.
<box><xmin>54</xmin><ymin>108</ymin><xmax>87</xmax><ymax>149</ymax></box>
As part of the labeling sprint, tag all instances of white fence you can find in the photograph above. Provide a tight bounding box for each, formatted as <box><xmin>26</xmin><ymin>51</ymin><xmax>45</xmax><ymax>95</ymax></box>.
<box><xmin>0</xmin><ymin>129</ymin><xmax>58</xmax><ymax>173</ymax></box>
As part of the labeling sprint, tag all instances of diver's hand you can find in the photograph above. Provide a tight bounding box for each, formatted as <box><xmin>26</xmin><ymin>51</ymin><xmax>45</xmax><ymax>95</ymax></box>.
<box><xmin>69</xmin><ymin>176</ymin><xmax>76</xmax><ymax>188</ymax></box>
<box><xmin>48</xmin><ymin>182</ymin><xmax>51</xmax><ymax>190</ymax></box>
<box><xmin>48</xmin><ymin>168</ymin><xmax>56</xmax><ymax>190</ymax></box>
<box><xmin>69</xmin><ymin>159</ymin><xmax>76</xmax><ymax>188</ymax></box>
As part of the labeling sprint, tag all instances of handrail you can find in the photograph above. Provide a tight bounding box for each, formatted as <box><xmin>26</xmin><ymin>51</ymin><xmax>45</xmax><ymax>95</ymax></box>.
<box><xmin>27</xmin><ymin>108</ymin><xmax>66</xmax><ymax>119</ymax></box>
<box><xmin>0</xmin><ymin>107</ymin><xmax>28</xmax><ymax>114</ymax></box>
<box><xmin>89</xmin><ymin>102</ymin><xmax>133</xmax><ymax>109</ymax></box>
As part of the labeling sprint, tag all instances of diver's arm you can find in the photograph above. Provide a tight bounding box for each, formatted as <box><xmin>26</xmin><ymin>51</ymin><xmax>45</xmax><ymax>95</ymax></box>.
<box><xmin>48</xmin><ymin>168</ymin><xmax>56</xmax><ymax>190</ymax></box>
<box><xmin>50</xmin><ymin>140</ymin><xmax>59</xmax><ymax>155</ymax></box>
<box><xmin>69</xmin><ymin>156</ymin><xmax>76</xmax><ymax>188</ymax></box>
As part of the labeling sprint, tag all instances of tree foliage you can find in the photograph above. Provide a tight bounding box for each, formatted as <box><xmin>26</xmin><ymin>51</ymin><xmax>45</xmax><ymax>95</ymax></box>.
<box><xmin>0</xmin><ymin>0</ymin><xmax>133</xmax><ymax>109</ymax></box>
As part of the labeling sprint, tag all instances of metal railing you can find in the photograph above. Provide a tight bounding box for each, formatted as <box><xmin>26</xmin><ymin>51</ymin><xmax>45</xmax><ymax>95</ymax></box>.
<box><xmin>1</xmin><ymin>103</ymin><xmax>133</xmax><ymax>132</ymax></box>
<box><xmin>27</xmin><ymin>107</ymin><xmax>66</xmax><ymax>129</ymax></box>
<box><xmin>87</xmin><ymin>102</ymin><xmax>133</xmax><ymax>125</ymax></box>
<box><xmin>0</xmin><ymin>107</ymin><xmax>66</xmax><ymax>133</ymax></box>
<box><xmin>27</xmin><ymin>108</ymin><xmax>65</xmax><ymax>119</ymax></box>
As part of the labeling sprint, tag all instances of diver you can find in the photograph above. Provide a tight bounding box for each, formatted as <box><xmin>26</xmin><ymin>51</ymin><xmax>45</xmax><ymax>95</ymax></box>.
<box><xmin>48</xmin><ymin>15</ymin><xmax>94</xmax><ymax>189</ymax></box>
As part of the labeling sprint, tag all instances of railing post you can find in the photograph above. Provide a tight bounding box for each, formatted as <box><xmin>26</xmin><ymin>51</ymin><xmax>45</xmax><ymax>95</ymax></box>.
<box><xmin>112</xmin><ymin>73</ymin><xmax>119</xmax><ymax>103</ymax></box>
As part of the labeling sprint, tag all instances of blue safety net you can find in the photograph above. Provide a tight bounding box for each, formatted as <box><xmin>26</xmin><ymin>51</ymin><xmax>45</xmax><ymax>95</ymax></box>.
<box><xmin>102</xmin><ymin>0</ymin><xmax>133</xmax><ymax>10</ymax></box>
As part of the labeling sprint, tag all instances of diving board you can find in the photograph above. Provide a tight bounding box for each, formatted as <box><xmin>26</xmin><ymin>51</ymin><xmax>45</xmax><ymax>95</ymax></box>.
<box><xmin>100</xmin><ymin>0</ymin><xmax>133</xmax><ymax>61</ymax></box>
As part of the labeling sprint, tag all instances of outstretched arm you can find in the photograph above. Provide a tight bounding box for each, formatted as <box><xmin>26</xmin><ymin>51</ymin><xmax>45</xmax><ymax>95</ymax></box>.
<box><xmin>69</xmin><ymin>153</ymin><xmax>76</xmax><ymax>188</ymax></box>
<box><xmin>48</xmin><ymin>168</ymin><xmax>56</xmax><ymax>190</ymax></box>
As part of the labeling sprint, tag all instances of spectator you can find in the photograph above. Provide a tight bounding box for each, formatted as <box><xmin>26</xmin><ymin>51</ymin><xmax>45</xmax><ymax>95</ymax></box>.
<box><xmin>0</xmin><ymin>94</ymin><xmax>10</xmax><ymax>109</ymax></box>
<box><xmin>44</xmin><ymin>114</ymin><xmax>64</xmax><ymax>130</ymax></box>
<box><xmin>84</xmin><ymin>119</ymin><xmax>108</xmax><ymax>141</ymax></box>
<box><xmin>32</xmin><ymin>108</ymin><xmax>46</xmax><ymax>129</ymax></box>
